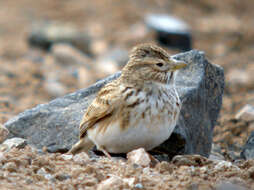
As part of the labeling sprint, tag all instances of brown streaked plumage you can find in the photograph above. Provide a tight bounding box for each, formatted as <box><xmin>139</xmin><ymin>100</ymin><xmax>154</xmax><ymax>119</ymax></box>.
<box><xmin>68</xmin><ymin>43</ymin><xmax>187</xmax><ymax>157</ymax></box>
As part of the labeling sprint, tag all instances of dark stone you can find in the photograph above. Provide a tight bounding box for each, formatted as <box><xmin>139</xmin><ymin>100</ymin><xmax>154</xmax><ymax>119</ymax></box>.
<box><xmin>157</xmin><ymin>31</ymin><xmax>192</xmax><ymax>51</ymax></box>
<box><xmin>28</xmin><ymin>22</ymin><xmax>92</xmax><ymax>56</ymax></box>
<box><xmin>55</xmin><ymin>174</ymin><xmax>71</xmax><ymax>181</ymax></box>
<box><xmin>240</xmin><ymin>131</ymin><xmax>254</xmax><ymax>160</ymax></box>
<box><xmin>4</xmin><ymin>50</ymin><xmax>224</xmax><ymax>157</ymax></box>
<box><xmin>172</xmin><ymin>154</ymin><xmax>209</xmax><ymax>167</ymax></box>
<box><xmin>145</xmin><ymin>14</ymin><xmax>192</xmax><ymax>51</ymax></box>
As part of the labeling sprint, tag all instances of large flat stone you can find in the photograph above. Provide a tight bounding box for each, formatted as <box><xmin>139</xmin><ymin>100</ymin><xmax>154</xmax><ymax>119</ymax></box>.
<box><xmin>4</xmin><ymin>50</ymin><xmax>224</xmax><ymax>157</ymax></box>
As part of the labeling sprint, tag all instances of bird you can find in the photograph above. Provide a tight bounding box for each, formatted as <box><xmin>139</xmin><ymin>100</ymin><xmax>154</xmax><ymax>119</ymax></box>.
<box><xmin>68</xmin><ymin>43</ymin><xmax>187</xmax><ymax>157</ymax></box>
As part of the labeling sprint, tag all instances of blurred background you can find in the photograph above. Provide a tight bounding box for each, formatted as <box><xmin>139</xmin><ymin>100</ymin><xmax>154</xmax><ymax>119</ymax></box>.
<box><xmin>0</xmin><ymin>0</ymin><xmax>253</xmax><ymax>156</ymax></box>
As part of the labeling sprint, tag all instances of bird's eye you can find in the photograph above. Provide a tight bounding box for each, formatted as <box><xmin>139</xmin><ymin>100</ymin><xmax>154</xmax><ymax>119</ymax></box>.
<box><xmin>156</xmin><ymin>63</ymin><xmax>164</xmax><ymax>67</ymax></box>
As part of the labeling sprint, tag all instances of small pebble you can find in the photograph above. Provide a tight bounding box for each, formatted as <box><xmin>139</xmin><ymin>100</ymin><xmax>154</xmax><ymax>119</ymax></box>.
<box><xmin>127</xmin><ymin>148</ymin><xmax>151</xmax><ymax>167</ymax></box>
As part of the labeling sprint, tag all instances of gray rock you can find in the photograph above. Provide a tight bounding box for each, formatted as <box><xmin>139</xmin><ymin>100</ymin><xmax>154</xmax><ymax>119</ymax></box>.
<box><xmin>209</xmin><ymin>143</ymin><xmax>225</xmax><ymax>161</ymax></box>
<box><xmin>28</xmin><ymin>22</ymin><xmax>92</xmax><ymax>55</ymax></box>
<box><xmin>235</xmin><ymin>104</ymin><xmax>254</xmax><ymax>121</ymax></box>
<box><xmin>0</xmin><ymin>124</ymin><xmax>9</xmax><ymax>144</ymax></box>
<box><xmin>215</xmin><ymin>182</ymin><xmax>246</xmax><ymax>190</ymax></box>
<box><xmin>241</xmin><ymin>131</ymin><xmax>254</xmax><ymax>160</ymax></box>
<box><xmin>37</xmin><ymin>167</ymin><xmax>55</xmax><ymax>182</ymax></box>
<box><xmin>0</xmin><ymin>137</ymin><xmax>27</xmax><ymax>152</ymax></box>
<box><xmin>134</xmin><ymin>183</ymin><xmax>143</xmax><ymax>189</ymax></box>
<box><xmin>189</xmin><ymin>181</ymin><xmax>247</xmax><ymax>190</ymax></box>
<box><xmin>4</xmin><ymin>50</ymin><xmax>224</xmax><ymax>157</ymax></box>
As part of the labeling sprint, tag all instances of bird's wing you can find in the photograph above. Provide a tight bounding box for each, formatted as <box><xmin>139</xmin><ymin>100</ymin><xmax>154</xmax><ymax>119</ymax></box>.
<box><xmin>79</xmin><ymin>83</ymin><xmax>121</xmax><ymax>138</ymax></box>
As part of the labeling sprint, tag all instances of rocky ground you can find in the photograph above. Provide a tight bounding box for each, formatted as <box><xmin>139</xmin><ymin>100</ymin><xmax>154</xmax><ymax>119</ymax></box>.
<box><xmin>0</xmin><ymin>0</ymin><xmax>254</xmax><ymax>189</ymax></box>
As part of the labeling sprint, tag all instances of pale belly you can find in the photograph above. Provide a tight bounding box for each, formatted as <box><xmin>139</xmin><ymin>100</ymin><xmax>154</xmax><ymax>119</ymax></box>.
<box><xmin>87</xmin><ymin>84</ymin><xmax>181</xmax><ymax>153</ymax></box>
<box><xmin>87</xmin><ymin>107</ymin><xmax>179</xmax><ymax>153</ymax></box>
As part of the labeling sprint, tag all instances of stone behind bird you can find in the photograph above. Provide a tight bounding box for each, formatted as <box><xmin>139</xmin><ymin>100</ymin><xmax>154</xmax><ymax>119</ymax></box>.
<box><xmin>4</xmin><ymin>50</ymin><xmax>224</xmax><ymax>158</ymax></box>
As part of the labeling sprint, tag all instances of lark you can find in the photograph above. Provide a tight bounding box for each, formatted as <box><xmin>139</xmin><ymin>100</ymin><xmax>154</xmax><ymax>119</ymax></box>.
<box><xmin>69</xmin><ymin>43</ymin><xmax>187</xmax><ymax>157</ymax></box>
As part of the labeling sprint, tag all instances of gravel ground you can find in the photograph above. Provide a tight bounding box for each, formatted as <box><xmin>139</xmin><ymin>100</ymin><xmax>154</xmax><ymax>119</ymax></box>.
<box><xmin>0</xmin><ymin>0</ymin><xmax>254</xmax><ymax>189</ymax></box>
<box><xmin>0</xmin><ymin>146</ymin><xmax>253</xmax><ymax>190</ymax></box>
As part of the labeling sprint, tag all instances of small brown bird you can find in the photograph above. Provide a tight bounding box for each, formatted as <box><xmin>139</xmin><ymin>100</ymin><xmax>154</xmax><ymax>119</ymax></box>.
<box><xmin>69</xmin><ymin>43</ymin><xmax>187</xmax><ymax>157</ymax></box>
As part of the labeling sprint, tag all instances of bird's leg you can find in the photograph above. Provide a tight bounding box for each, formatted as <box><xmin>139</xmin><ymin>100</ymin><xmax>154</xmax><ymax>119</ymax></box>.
<box><xmin>148</xmin><ymin>153</ymin><xmax>159</xmax><ymax>165</ymax></box>
<box><xmin>99</xmin><ymin>146</ymin><xmax>112</xmax><ymax>158</ymax></box>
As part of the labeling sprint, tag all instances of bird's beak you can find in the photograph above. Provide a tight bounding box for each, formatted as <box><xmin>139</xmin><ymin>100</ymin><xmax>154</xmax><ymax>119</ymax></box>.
<box><xmin>169</xmin><ymin>57</ymin><xmax>187</xmax><ymax>71</ymax></box>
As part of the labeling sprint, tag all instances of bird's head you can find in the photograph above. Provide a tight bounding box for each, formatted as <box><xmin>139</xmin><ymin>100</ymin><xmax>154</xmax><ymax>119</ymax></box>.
<box><xmin>122</xmin><ymin>43</ymin><xmax>187</xmax><ymax>85</ymax></box>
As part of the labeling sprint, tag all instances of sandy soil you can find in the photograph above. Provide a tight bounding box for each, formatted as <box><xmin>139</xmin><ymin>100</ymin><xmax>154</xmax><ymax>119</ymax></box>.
<box><xmin>0</xmin><ymin>0</ymin><xmax>254</xmax><ymax>189</ymax></box>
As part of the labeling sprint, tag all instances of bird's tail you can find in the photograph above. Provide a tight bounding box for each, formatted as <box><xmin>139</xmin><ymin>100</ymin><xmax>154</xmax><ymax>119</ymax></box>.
<box><xmin>68</xmin><ymin>136</ymin><xmax>94</xmax><ymax>155</ymax></box>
